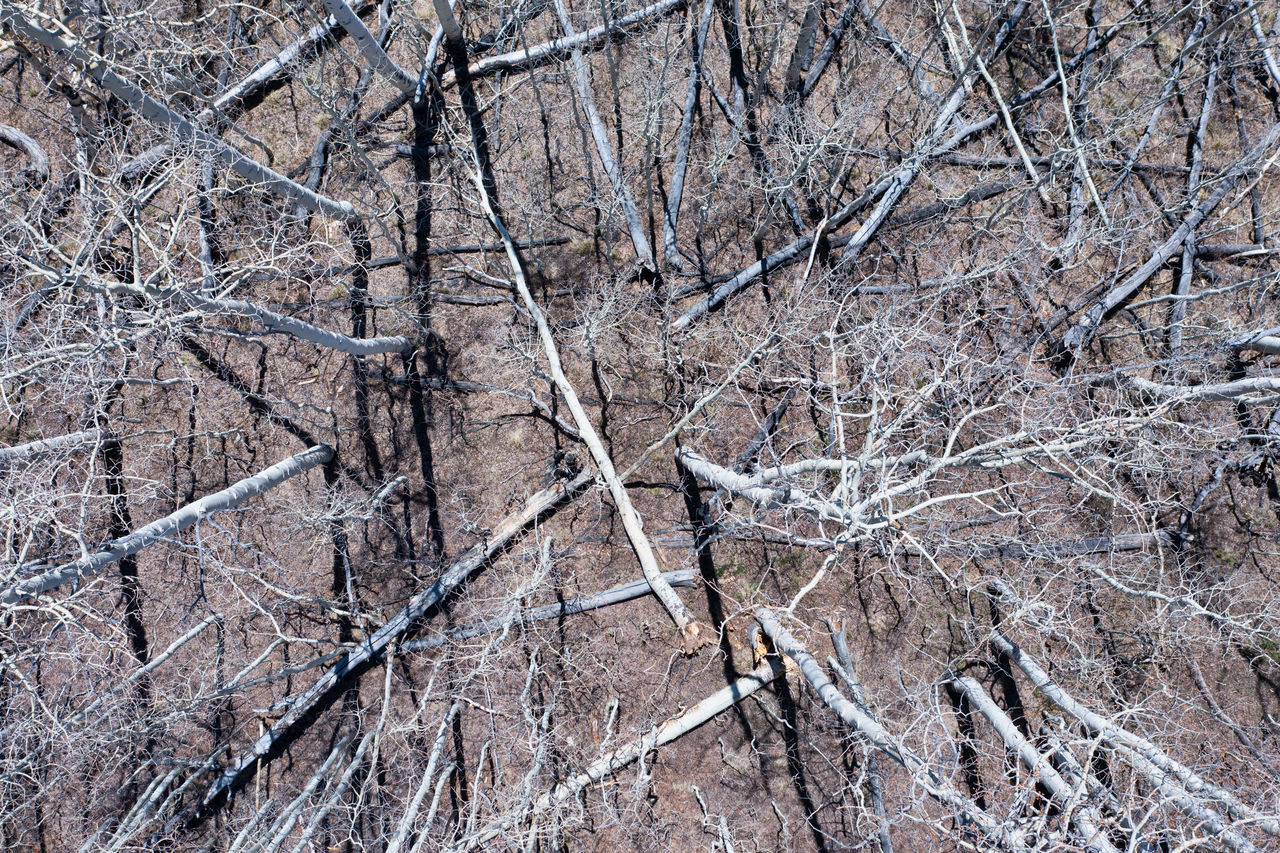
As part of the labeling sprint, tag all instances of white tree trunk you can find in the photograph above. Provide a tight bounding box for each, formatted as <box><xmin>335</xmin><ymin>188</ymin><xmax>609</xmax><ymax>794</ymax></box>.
<box><xmin>445</xmin><ymin>0</ymin><xmax>687</xmax><ymax>84</ymax></box>
<box><xmin>1</xmin><ymin>444</ymin><xmax>333</xmax><ymax>605</ymax></box>
<box><xmin>317</xmin><ymin>0</ymin><xmax>416</xmax><ymax>92</ymax></box>
<box><xmin>990</xmin><ymin>632</ymin><xmax>1279</xmax><ymax>847</ymax></box>
<box><xmin>755</xmin><ymin>607</ymin><xmax>1030</xmax><ymax>852</ymax></box>
<box><xmin>950</xmin><ymin>675</ymin><xmax>1119</xmax><ymax>853</ymax></box>
<box><xmin>450</xmin><ymin>656</ymin><xmax>786</xmax><ymax>851</ymax></box>
<box><xmin>467</xmin><ymin>142</ymin><xmax>705</xmax><ymax>649</ymax></box>
<box><xmin>193</xmin><ymin>468</ymin><xmax>595</xmax><ymax>823</ymax></box>
<box><xmin>0</xmin><ymin>428</ymin><xmax>108</xmax><ymax>467</ymax></box>
<box><xmin>1</xmin><ymin>8</ymin><xmax>357</xmax><ymax>221</ymax></box>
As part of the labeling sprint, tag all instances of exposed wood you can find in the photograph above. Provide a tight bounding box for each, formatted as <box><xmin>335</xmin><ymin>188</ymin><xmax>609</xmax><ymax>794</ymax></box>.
<box><xmin>1</xmin><ymin>445</ymin><xmax>333</xmax><ymax>605</ymax></box>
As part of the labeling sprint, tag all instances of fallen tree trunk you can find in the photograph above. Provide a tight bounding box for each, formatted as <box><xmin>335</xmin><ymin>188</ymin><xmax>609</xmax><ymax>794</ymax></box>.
<box><xmin>442</xmin><ymin>0</ymin><xmax>687</xmax><ymax>85</ymax></box>
<box><xmin>464</xmin><ymin>97</ymin><xmax>705</xmax><ymax>648</ymax></box>
<box><xmin>0</xmin><ymin>428</ymin><xmax>109</xmax><ymax>467</ymax></box>
<box><xmin>399</xmin><ymin>569</ymin><xmax>698</xmax><ymax>651</ymax></box>
<box><xmin>1236</xmin><ymin>331</ymin><xmax>1280</xmax><ymax>356</ymax></box>
<box><xmin>835</xmin><ymin>1</ymin><xmax>1029</xmax><ymax>268</ymax></box>
<box><xmin>949</xmin><ymin>675</ymin><xmax>1119</xmax><ymax>853</ymax></box>
<box><xmin>989</xmin><ymin>631</ymin><xmax>1278</xmax><ymax>848</ymax></box>
<box><xmin>1128</xmin><ymin>375</ymin><xmax>1280</xmax><ymax>404</ymax></box>
<box><xmin>188</xmin><ymin>468</ymin><xmax>594</xmax><ymax>826</ymax></box>
<box><xmin>0</xmin><ymin>444</ymin><xmax>333</xmax><ymax>605</ymax></box>
<box><xmin>119</xmin><ymin>1</ymin><xmax>376</xmax><ymax>183</ymax></box>
<box><xmin>39</xmin><ymin>263</ymin><xmax>414</xmax><ymax>355</ymax></box>
<box><xmin>674</xmin><ymin>445</ymin><xmax>855</xmax><ymax>523</ymax></box>
<box><xmin>948</xmin><ymin>531</ymin><xmax>1177</xmax><ymax>561</ymax></box>
<box><xmin>553</xmin><ymin>0</ymin><xmax>654</xmax><ymax>270</ymax></box>
<box><xmin>663</xmin><ymin>0</ymin><xmax>716</xmax><ymax>268</ymax></box>
<box><xmin>2</xmin><ymin>7</ymin><xmax>357</xmax><ymax>221</ymax></box>
<box><xmin>1060</xmin><ymin>120</ymin><xmax>1280</xmax><ymax>360</ymax></box>
<box><xmin>318</xmin><ymin>0</ymin><xmax>416</xmax><ymax>92</ymax></box>
<box><xmin>0</xmin><ymin>122</ymin><xmax>49</xmax><ymax>182</ymax></box>
<box><xmin>826</xmin><ymin>621</ymin><xmax>894</xmax><ymax>853</ymax></box>
<box><xmin>186</xmin><ymin>292</ymin><xmax>413</xmax><ymax>354</ymax></box>
<box><xmin>755</xmin><ymin>607</ymin><xmax>1030</xmax><ymax>852</ymax></box>
<box><xmin>669</xmin><ymin>15</ymin><xmax>1132</xmax><ymax>329</ymax></box>
<box><xmin>226</xmin><ymin>570</ymin><xmax>700</xmax><ymax>709</ymax></box>
<box><xmin>448</xmin><ymin>656</ymin><xmax>786</xmax><ymax>851</ymax></box>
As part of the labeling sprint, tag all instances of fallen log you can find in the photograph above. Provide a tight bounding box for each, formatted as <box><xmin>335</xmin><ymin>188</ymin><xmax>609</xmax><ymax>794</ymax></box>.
<box><xmin>188</xmin><ymin>468</ymin><xmax>594</xmax><ymax>826</ymax></box>
<box><xmin>442</xmin><ymin>0</ymin><xmax>687</xmax><ymax>85</ymax></box>
<box><xmin>399</xmin><ymin>569</ymin><xmax>699</xmax><ymax>652</ymax></box>
<box><xmin>120</xmin><ymin>2</ymin><xmax>377</xmax><ymax>183</ymax></box>
<box><xmin>0</xmin><ymin>445</ymin><xmax>333</xmax><ymax>606</ymax></box>
<box><xmin>990</xmin><ymin>631</ymin><xmax>1277</xmax><ymax>850</ymax></box>
<box><xmin>0</xmin><ymin>122</ymin><xmax>49</xmax><ymax>182</ymax></box>
<box><xmin>1060</xmin><ymin>121</ymin><xmax>1280</xmax><ymax>360</ymax></box>
<box><xmin>949</xmin><ymin>675</ymin><xmax>1119</xmax><ymax>853</ymax></box>
<box><xmin>448</xmin><ymin>655</ymin><xmax>785</xmax><ymax>851</ymax></box>
<box><xmin>2</xmin><ymin>7</ymin><xmax>356</xmax><ymax>221</ymax></box>
<box><xmin>755</xmin><ymin>607</ymin><xmax>1030</xmax><ymax>852</ymax></box>
<box><xmin>0</xmin><ymin>428</ymin><xmax>109</xmax><ymax>468</ymax></box>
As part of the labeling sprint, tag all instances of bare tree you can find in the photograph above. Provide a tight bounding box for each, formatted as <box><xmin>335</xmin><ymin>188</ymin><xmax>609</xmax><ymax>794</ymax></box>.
<box><xmin>2</xmin><ymin>0</ymin><xmax>1279</xmax><ymax>850</ymax></box>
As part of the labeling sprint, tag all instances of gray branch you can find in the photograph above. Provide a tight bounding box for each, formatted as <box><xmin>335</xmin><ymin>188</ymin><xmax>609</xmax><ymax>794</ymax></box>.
<box><xmin>399</xmin><ymin>569</ymin><xmax>698</xmax><ymax>651</ymax></box>
<box><xmin>0</xmin><ymin>122</ymin><xmax>49</xmax><ymax>182</ymax></box>
<box><xmin>990</xmin><ymin>632</ymin><xmax>1278</xmax><ymax>850</ymax></box>
<box><xmin>950</xmin><ymin>675</ymin><xmax>1119</xmax><ymax>853</ymax></box>
<box><xmin>449</xmin><ymin>656</ymin><xmax>785</xmax><ymax>851</ymax></box>
<box><xmin>553</xmin><ymin>0</ymin><xmax>654</xmax><ymax>270</ymax></box>
<box><xmin>662</xmin><ymin>0</ymin><xmax>716</xmax><ymax>269</ymax></box>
